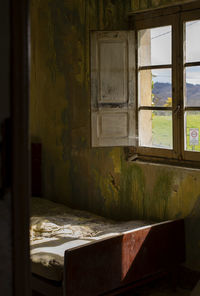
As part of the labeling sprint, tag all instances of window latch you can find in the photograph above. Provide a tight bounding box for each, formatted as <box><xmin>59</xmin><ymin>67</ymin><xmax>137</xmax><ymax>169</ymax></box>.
<box><xmin>174</xmin><ymin>104</ymin><xmax>181</xmax><ymax>116</ymax></box>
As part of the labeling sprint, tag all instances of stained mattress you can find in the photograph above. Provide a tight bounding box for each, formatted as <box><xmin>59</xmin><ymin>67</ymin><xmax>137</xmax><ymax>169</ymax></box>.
<box><xmin>30</xmin><ymin>197</ymin><xmax>153</xmax><ymax>282</ymax></box>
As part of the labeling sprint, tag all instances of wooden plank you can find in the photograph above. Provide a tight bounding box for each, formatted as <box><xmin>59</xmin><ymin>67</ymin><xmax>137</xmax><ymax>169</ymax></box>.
<box><xmin>99</xmin><ymin>38</ymin><xmax>128</xmax><ymax>104</ymax></box>
<box><xmin>139</xmin><ymin>65</ymin><xmax>172</xmax><ymax>70</ymax></box>
<box><xmin>185</xmin><ymin>62</ymin><xmax>200</xmax><ymax>67</ymax></box>
<box><xmin>184</xmin><ymin>107</ymin><xmax>200</xmax><ymax>111</ymax></box>
<box><xmin>181</xmin><ymin>1</ymin><xmax>200</xmax><ymax>12</ymax></box>
<box><xmin>91</xmin><ymin>31</ymin><xmax>136</xmax><ymax>147</ymax></box>
<box><xmin>128</xmin><ymin>0</ymin><xmax>200</xmax><ymax>18</ymax></box>
<box><xmin>129</xmin><ymin>155</ymin><xmax>200</xmax><ymax>169</ymax></box>
<box><xmin>172</xmin><ymin>9</ymin><xmax>181</xmax><ymax>162</ymax></box>
<box><xmin>135</xmin><ymin>146</ymin><xmax>176</xmax><ymax>159</ymax></box>
<box><xmin>64</xmin><ymin>219</ymin><xmax>185</xmax><ymax>296</ymax></box>
<box><xmin>128</xmin><ymin>4</ymin><xmax>180</xmax><ymax>18</ymax></box>
<box><xmin>138</xmin><ymin>107</ymin><xmax>172</xmax><ymax>111</ymax></box>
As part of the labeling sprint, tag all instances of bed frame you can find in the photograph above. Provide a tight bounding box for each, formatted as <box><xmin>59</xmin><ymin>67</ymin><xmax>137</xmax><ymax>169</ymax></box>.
<box><xmin>31</xmin><ymin>143</ymin><xmax>185</xmax><ymax>296</ymax></box>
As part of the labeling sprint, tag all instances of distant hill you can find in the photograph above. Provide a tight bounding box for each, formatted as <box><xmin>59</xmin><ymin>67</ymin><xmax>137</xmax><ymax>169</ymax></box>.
<box><xmin>152</xmin><ymin>82</ymin><xmax>200</xmax><ymax>106</ymax></box>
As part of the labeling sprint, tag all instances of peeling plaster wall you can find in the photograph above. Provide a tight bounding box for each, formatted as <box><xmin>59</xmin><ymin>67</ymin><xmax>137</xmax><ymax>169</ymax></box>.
<box><xmin>30</xmin><ymin>0</ymin><xmax>200</xmax><ymax>270</ymax></box>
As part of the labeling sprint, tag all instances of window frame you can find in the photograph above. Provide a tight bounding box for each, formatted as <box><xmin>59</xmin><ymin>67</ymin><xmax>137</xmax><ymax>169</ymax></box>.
<box><xmin>181</xmin><ymin>8</ymin><xmax>200</xmax><ymax>163</ymax></box>
<box><xmin>128</xmin><ymin>1</ymin><xmax>200</xmax><ymax>168</ymax></box>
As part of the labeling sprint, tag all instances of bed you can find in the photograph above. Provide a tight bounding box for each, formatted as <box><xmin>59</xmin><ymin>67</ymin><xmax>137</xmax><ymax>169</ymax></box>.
<box><xmin>31</xmin><ymin>143</ymin><xmax>185</xmax><ymax>296</ymax></box>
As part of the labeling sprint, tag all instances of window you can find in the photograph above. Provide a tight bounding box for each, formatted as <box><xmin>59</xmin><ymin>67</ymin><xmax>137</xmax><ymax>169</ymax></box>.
<box><xmin>91</xmin><ymin>2</ymin><xmax>200</xmax><ymax>167</ymax></box>
<box><xmin>138</xmin><ymin>25</ymin><xmax>173</xmax><ymax>150</ymax></box>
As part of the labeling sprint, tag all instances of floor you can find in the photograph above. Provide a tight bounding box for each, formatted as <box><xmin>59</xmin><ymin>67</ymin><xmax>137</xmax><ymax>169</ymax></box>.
<box><xmin>122</xmin><ymin>279</ymin><xmax>191</xmax><ymax>296</ymax></box>
<box><xmin>32</xmin><ymin>267</ymin><xmax>200</xmax><ymax>296</ymax></box>
<box><xmin>120</xmin><ymin>268</ymin><xmax>200</xmax><ymax>296</ymax></box>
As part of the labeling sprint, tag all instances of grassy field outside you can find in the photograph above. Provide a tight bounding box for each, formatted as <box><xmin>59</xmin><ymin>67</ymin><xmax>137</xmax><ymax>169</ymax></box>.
<box><xmin>151</xmin><ymin>113</ymin><xmax>200</xmax><ymax>151</ymax></box>
<box><xmin>152</xmin><ymin>114</ymin><xmax>172</xmax><ymax>149</ymax></box>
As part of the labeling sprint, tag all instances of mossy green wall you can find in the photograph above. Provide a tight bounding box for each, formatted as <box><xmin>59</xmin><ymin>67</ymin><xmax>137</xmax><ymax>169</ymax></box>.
<box><xmin>30</xmin><ymin>0</ymin><xmax>200</xmax><ymax>270</ymax></box>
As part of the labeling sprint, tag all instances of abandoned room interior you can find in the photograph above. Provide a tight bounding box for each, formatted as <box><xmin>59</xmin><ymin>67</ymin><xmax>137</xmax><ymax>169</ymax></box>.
<box><xmin>2</xmin><ymin>0</ymin><xmax>200</xmax><ymax>295</ymax></box>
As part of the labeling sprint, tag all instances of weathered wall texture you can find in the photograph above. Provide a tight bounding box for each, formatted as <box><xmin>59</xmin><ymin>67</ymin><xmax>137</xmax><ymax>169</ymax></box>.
<box><xmin>131</xmin><ymin>0</ymin><xmax>198</xmax><ymax>10</ymax></box>
<box><xmin>30</xmin><ymin>0</ymin><xmax>200</xmax><ymax>270</ymax></box>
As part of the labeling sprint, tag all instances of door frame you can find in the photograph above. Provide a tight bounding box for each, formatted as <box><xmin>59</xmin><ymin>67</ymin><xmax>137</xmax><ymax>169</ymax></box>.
<box><xmin>11</xmin><ymin>0</ymin><xmax>30</xmax><ymax>295</ymax></box>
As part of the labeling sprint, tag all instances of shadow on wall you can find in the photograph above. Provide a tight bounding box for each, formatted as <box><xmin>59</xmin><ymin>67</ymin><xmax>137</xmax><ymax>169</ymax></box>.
<box><xmin>131</xmin><ymin>0</ymin><xmax>196</xmax><ymax>11</ymax></box>
<box><xmin>185</xmin><ymin>195</ymin><xmax>200</xmax><ymax>270</ymax></box>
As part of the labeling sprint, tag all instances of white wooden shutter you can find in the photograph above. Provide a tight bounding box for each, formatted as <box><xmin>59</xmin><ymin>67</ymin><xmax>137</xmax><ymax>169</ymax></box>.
<box><xmin>91</xmin><ymin>31</ymin><xmax>136</xmax><ymax>147</ymax></box>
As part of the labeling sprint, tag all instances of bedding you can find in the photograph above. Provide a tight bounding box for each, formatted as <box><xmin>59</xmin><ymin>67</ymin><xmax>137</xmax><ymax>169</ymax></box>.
<box><xmin>30</xmin><ymin>197</ymin><xmax>153</xmax><ymax>282</ymax></box>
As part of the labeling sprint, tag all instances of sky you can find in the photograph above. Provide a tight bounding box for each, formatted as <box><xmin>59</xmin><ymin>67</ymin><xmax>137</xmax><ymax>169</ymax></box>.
<box><xmin>139</xmin><ymin>21</ymin><xmax>200</xmax><ymax>85</ymax></box>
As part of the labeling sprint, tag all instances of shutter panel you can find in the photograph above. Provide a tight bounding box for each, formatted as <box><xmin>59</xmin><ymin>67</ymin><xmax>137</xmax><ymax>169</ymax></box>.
<box><xmin>91</xmin><ymin>31</ymin><xmax>136</xmax><ymax>147</ymax></box>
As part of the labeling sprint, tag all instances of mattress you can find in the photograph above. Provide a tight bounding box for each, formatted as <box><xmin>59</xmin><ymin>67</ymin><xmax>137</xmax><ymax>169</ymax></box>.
<box><xmin>30</xmin><ymin>198</ymin><xmax>153</xmax><ymax>282</ymax></box>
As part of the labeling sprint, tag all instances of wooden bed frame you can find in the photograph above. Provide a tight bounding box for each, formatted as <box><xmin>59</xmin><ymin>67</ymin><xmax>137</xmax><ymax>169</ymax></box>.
<box><xmin>31</xmin><ymin>143</ymin><xmax>185</xmax><ymax>296</ymax></box>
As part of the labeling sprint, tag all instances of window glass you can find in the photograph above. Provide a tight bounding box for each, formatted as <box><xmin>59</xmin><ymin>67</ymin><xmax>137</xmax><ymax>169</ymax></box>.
<box><xmin>139</xmin><ymin>110</ymin><xmax>172</xmax><ymax>149</ymax></box>
<box><xmin>138</xmin><ymin>26</ymin><xmax>172</xmax><ymax>66</ymax></box>
<box><xmin>185</xmin><ymin>20</ymin><xmax>200</xmax><ymax>63</ymax></box>
<box><xmin>185</xmin><ymin>66</ymin><xmax>200</xmax><ymax>106</ymax></box>
<box><xmin>139</xmin><ymin>69</ymin><xmax>172</xmax><ymax>107</ymax></box>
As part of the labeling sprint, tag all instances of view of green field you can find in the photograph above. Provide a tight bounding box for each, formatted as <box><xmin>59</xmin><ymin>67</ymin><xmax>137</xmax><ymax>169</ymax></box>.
<box><xmin>152</xmin><ymin>114</ymin><xmax>172</xmax><ymax>149</ymax></box>
<box><xmin>152</xmin><ymin>113</ymin><xmax>200</xmax><ymax>152</ymax></box>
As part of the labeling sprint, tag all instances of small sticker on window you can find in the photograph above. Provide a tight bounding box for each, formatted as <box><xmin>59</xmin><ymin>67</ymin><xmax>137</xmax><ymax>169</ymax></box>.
<box><xmin>189</xmin><ymin>128</ymin><xmax>199</xmax><ymax>146</ymax></box>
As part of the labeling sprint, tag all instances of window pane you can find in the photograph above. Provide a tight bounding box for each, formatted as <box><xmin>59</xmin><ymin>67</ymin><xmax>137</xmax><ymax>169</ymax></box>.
<box><xmin>185</xmin><ymin>20</ymin><xmax>200</xmax><ymax>63</ymax></box>
<box><xmin>139</xmin><ymin>110</ymin><xmax>172</xmax><ymax>149</ymax></box>
<box><xmin>138</xmin><ymin>26</ymin><xmax>171</xmax><ymax>66</ymax></box>
<box><xmin>185</xmin><ymin>111</ymin><xmax>200</xmax><ymax>152</ymax></box>
<box><xmin>185</xmin><ymin>67</ymin><xmax>200</xmax><ymax>106</ymax></box>
<box><xmin>139</xmin><ymin>69</ymin><xmax>172</xmax><ymax>107</ymax></box>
